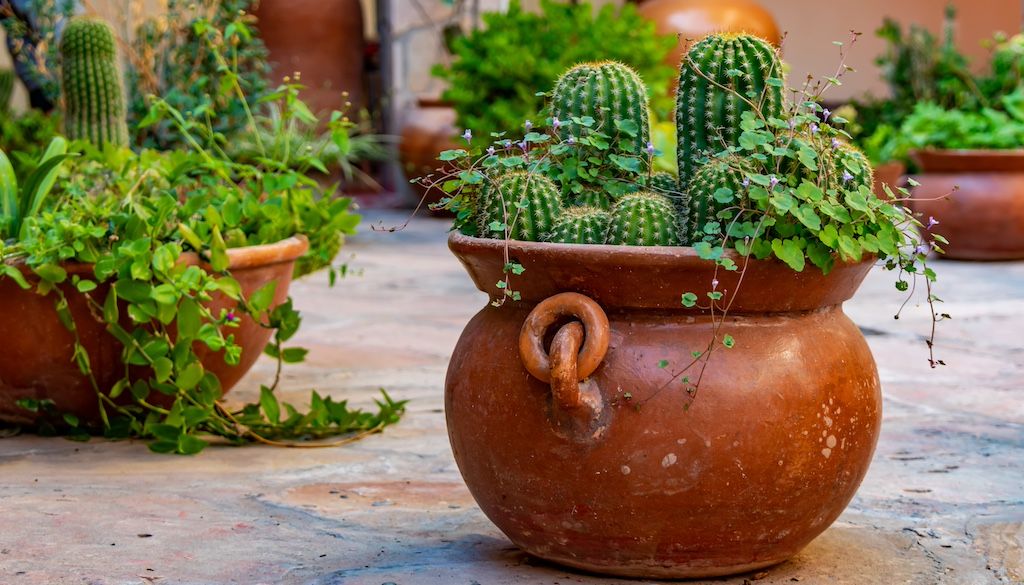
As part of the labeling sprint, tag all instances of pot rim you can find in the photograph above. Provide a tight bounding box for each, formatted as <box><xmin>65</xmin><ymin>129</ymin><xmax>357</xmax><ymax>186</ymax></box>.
<box><xmin>910</xmin><ymin>148</ymin><xmax>1024</xmax><ymax>173</ymax></box>
<box><xmin>449</xmin><ymin>232</ymin><xmax>874</xmax><ymax>312</ymax></box>
<box><xmin>6</xmin><ymin>235</ymin><xmax>310</xmax><ymax>276</ymax></box>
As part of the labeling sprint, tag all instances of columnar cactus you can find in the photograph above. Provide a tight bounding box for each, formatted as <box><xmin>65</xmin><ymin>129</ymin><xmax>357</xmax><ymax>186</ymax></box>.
<box><xmin>607</xmin><ymin>191</ymin><xmax>680</xmax><ymax>246</ymax></box>
<box><xmin>676</xmin><ymin>34</ymin><xmax>783</xmax><ymax>188</ymax></box>
<box><xmin>552</xmin><ymin>61</ymin><xmax>650</xmax><ymax>157</ymax></box>
<box><xmin>684</xmin><ymin>157</ymin><xmax>750</xmax><ymax>244</ymax></box>
<box><xmin>480</xmin><ymin>172</ymin><xmax>562</xmax><ymax>241</ymax></box>
<box><xmin>0</xmin><ymin>70</ymin><xmax>13</xmax><ymax>112</ymax></box>
<box><xmin>545</xmin><ymin>207</ymin><xmax>611</xmax><ymax>244</ymax></box>
<box><xmin>60</xmin><ymin>18</ymin><xmax>129</xmax><ymax>147</ymax></box>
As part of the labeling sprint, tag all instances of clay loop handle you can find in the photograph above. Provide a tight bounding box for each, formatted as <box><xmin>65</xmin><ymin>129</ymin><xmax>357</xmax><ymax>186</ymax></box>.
<box><xmin>519</xmin><ymin>292</ymin><xmax>610</xmax><ymax>408</ymax></box>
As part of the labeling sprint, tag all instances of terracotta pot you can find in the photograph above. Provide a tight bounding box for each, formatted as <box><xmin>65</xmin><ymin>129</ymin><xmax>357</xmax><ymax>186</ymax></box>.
<box><xmin>254</xmin><ymin>0</ymin><xmax>365</xmax><ymax>115</ymax></box>
<box><xmin>398</xmin><ymin>99</ymin><xmax>460</xmax><ymax>213</ymax></box>
<box><xmin>445</xmin><ymin>233</ymin><xmax>881</xmax><ymax>579</ymax></box>
<box><xmin>638</xmin><ymin>0</ymin><xmax>781</xmax><ymax>93</ymax></box>
<box><xmin>909</xmin><ymin>149</ymin><xmax>1024</xmax><ymax>260</ymax></box>
<box><xmin>873</xmin><ymin>161</ymin><xmax>905</xmax><ymax>200</ymax></box>
<box><xmin>0</xmin><ymin>237</ymin><xmax>309</xmax><ymax>426</ymax></box>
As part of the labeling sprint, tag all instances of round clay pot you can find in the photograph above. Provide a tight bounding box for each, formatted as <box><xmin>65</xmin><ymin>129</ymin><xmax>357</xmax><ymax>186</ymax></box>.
<box><xmin>873</xmin><ymin>161</ymin><xmax>905</xmax><ymax>200</ymax></box>
<box><xmin>909</xmin><ymin>149</ymin><xmax>1024</xmax><ymax>260</ymax></box>
<box><xmin>398</xmin><ymin>99</ymin><xmax>460</xmax><ymax>213</ymax></box>
<box><xmin>0</xmin><ymin>236</ymin><xmax>309</xmax><ymax>426</ymax></box>
<box><xmin>638</xmin><ymin>0</ymin><xmax>781</xmax><ymax>91</ymax></box>
<box><xmin>254</xmin><ymin>0</ymin><xmax>365</xmax><ymax>115</ymax></box>
<box><xmin>445</xmin><ymin>234</ymin><xmax>882</xmax><ymax>578</ymax></box>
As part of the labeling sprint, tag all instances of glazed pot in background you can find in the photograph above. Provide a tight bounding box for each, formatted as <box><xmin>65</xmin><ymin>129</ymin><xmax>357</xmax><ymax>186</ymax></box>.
<box><xmin>910</xmin><ymin>149</ymin><xmax>1024</xmax><ymax>260</ymax></box>
<box><xmin>254</xmin><ymin>0</ymin><xmax>366</xmax><ymax>115</ymax></box>
<box><xmin>398</xmin><ymin>98</ymin><xmax>460</xmax><ymax>213</ymax></box>
<box><xmin>638</xmin><ymin>0</ymin><xmax>780</xmax><ymax>94</ymax></box>
<box><xmin>445</xmin><ymin>233</ymin><xmax>881</xmax><ymax>578</ymax></box>
<box><xmin>0</xmin><ymin>237</ymin><xmax>309</xmax><ymax>426</ymax></box>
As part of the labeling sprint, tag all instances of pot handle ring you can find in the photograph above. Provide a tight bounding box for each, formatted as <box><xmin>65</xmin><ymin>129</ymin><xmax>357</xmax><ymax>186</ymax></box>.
<box><xmin>518</xmin><ymin>292</ymin><xmax>609</xmax><ymax>409</ymax></box>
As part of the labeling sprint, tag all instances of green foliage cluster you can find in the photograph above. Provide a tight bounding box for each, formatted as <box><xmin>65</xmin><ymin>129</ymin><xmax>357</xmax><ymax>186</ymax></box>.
<box><xmin>431</xmin><ymin>0</ymin><xmax>675</xmax><ymax>146</ymax></box>
<box><xmin>0</xmin><ymin>17</ymin><xmax>403</xmax><ymax>454</ymax></box>
<box><xmin>126</xmin><ymin>0</ymin><xmax>269</xmax><ymax>150</ymax></box>
<box><xmin>0</xmin><ymin>108</ymin><xmax>61</xmax><ymax>173</ymax></box>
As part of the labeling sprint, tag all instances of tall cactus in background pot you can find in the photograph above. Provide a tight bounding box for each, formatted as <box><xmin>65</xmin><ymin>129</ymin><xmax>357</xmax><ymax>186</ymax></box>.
<box><xmin>59</xmin><ymin>17</ymin><xmax>128</xmax><ymax>147</ymax></box>
<box><xmin>676</xmin><ymin>33</ymin><xmax>783</xmax><ymax>188</ymax></box>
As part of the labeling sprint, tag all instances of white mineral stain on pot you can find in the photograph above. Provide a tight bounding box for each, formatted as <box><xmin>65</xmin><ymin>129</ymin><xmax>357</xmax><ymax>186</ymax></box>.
<box><xmin>822</xmin><ymin>448</ymin><xmax>832</xmax><ymax>459</ymax></box>
<box><xmin>621</xmin><ymin>465</ymin><xmax>631</xmax><ymax>475</ymax></box>
<box><xmin>661</xmin><ymin>453</ymin><xmax>678</xmax><ymax>468</ymax></box>
<box><xmin>676</xmin><ymin>438</ymin><xmax>687</xmax><ymax>445</ymax></box>
<box><xmin>826</xmin><ymin>435</ymin><xmax>837</xmax><ymax>449</ymax></box>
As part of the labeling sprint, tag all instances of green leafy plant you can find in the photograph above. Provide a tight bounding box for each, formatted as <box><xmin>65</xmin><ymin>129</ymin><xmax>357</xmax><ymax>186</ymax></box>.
<box><xmin>432</xmin><ymin>0</ymin><xmax>675</xmax><ymax>146</ymax></box>
<box><xmin>1</xmin><ymin>16</ymin><xmax>402</xmax><ymax>454</ymax></box>
<box><xmin>0</xmin><ymin>108</ymin><xmax>61</xmax><ymax>173</ymax></box>
<box><xmin>0</xmin><ymin>136</ymin><xmax>68</xmax><ymax>243</ymax></box>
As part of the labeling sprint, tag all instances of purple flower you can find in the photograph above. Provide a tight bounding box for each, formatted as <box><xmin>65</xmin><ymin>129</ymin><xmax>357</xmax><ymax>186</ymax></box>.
<box><xmin>831</xmin><ymin>137</ymin><xmax>841</xmax><ymax>150</ymax></box>
<box><xmin>741</xmin><ymin>177</ymin><xmax>751</xmax><ymax>188</ymax></box>
<box><xmin>823</xmin><ymin>108</ymin><xmax>831</xmax><ymax>121</ymax></box>
<box><xmin>552</xmin><ymin>117</ymin><xmax>561</xmax><ymax>130</ymax></box>
<box><xmin>926</xmin><ymin>216</ymin><xmax>940</xmax><ymax>229</ymax></box>
<box><xmin>711</xmin><ymin>278</ymin><xmax>719</xmax><ymax>290</ymax></box>
<box><xmin>769</xmin><ymin>175</ymin><xmax>779</xmax><ymax>188</ymax></box>
<box><xmin>504</xmin><ymin>139</ymin><xmax>513</xmax><ymax>148</ymax></box>
<box><xmin>810</xmin><ymin>123</ymin><xmax>820</xmax><ymax>134</ymax></box>
<box><xmin>226</xmin><ymin>311</ymin><xmax>237</xmax><ymax>323</ymax></box>
<box><xmin>842</xmin><ymin>170</ymin><xmax>854</xmax><ymax>183</ymax></box>
<box><xmin>567</xmin><ymin>135</ymin><xmax>576</xmax><ymax>145</ymax></box>
<box><xmin>524</xmin><ymin>120</ymin><xmax>533</xmax><ymax>131</ymax></box>
<box><xmin>518</xmin><ymin>140</ymin><xmax>528</xmax><ymax>151</ymax></box>
<box><xmin>788</xmin><ymin>118</ymin><xmax>797</xmax><ymax>129</ymax></box>
<box><xmin>461</xmin><ymin>128</ymin><xmax>472</xmax><ymax>142</ymax></box>
<box><xmin>486</xmin><ymin>146</ymin><xmax>496</xmax><ymax>156</ymax></box>
<box><xmin>915</xmin><ymin>243</ymin><xmax>930</xmax><ymax>256</ymax></box>
<box><xmin>646</xmin><ymin>141</ymin><xmax>656</xmax><ymax>156</ymax></box>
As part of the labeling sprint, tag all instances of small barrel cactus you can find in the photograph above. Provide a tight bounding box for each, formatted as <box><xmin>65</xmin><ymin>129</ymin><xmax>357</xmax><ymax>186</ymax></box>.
<box><xmin>479</xmin><ymin>171</ymin><xmax>562</xmax><ymax>241</ymax></box>
<box><xmin>552</xmin><ymin>61</ymin><xmax>650</xmax><ymax>158</ymax></box>
<box><xmin>572</xmin><ymin>190</ymin><xmax>612</xmax><ymax>210</ymax></box>
<box><xmin>545</xmin><ymin>206</ymin><xmax>611</xmax><ymax>245</ymax></box>
<box><xmin>0</xmin><ymin>69</ymin><xmax>13</xmax><ymax>112</ymax></box>
<box><xmin>647</xmin><ymin>172</ymin><xmax>679</xmax><ymax>194</ymax></box>
<box><xmin>60</xmin><ymin>17</ymin><xmax>129</xmax><ymax>147</ymax></box>
<box><xmin>797</xmin><ymin>137</ymin><xmax>874</xmax><ymax>193</ymax></box>
<box><xmin>607</xmin><ymin>191</ymin><xmax>680</xmax><ymax>246</ymax></box>
<box><xmin>684</xmin><ymin>157</ymin><xmax>751</xmax><ymax>244</ymax></box>
<box><xmin>676</xmin><ymin>34</ymin><xmax>783</xmax><ymax>188</ymax></box>
<box><xmin>833</xmin><ymin>142</ymin><xmax>874</xmax><ymax>191</ymax></box>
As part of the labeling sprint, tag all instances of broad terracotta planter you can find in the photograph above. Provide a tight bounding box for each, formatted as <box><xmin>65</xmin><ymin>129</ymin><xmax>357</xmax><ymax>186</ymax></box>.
<box><xmin>445</xmin><ymin>233</ymin><xmax>881</xmax><ymax>578</ymax></box>
<box><xmin>0</xmin><ymin>236</ymin><xmax>309</xmax><ymax>426</ymax></box>
<box><xmin>399</xmin><ymin>99</ymin><xmax>460</xmax><ymax>213</ymax></box>
<box><xmin>910</xmin><ymin>149</ymin><xmax>1024</xmax><ymax>260</ymax></box>
<box><xmin>638</xmin><ymin>0</ymin><xmax>781</xmax><ymax>94</ymax></box>
<box><xmin>873</xmin><ymin>161</ymin><xmax>905</xmax><ymax>200</ymax></box>
<box><xmin>254</xmin><ymin>0</ymin><xmax>366</xmax><ymax>115</ymax></box>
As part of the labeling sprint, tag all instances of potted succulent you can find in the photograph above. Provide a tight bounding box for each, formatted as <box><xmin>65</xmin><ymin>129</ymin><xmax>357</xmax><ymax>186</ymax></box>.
<box><xmin>0</xmin><ymin>17</ymin><xmax>403</xmax><ymax>453</ymax></box>
<box><xmin>431</xmin><ymin>34</ymin><xmax>943</xmax><ymax>578</ymax></box>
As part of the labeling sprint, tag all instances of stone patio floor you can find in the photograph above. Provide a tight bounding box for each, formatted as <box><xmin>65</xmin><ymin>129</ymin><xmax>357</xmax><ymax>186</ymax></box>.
<box><xmin>1</xmin><ymin>211</ymin><xmax>1022</xmax><ymax>585</ymax></box>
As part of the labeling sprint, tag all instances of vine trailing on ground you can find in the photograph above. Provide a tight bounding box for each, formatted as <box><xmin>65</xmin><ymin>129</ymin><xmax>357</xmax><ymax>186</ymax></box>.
<box><xmin>1</xmin><ymin>15</ymin><xmax>405</xmax><ymax>453</ymax></box>
<box><xmin>412</xmin><ymin>31</ymin><xmax>947</xmax><ymax>407</ymax></box>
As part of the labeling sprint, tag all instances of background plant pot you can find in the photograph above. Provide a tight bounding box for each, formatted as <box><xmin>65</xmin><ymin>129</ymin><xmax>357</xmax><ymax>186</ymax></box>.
<box><xmin>909</xmin><ymin>149</ymin><xmax>1024</xmax><ymax>260</ymax></box>
<box><xmin>637</xmin><ymin>0</ymin><xmax>780</xmax><ymax>94</ymax></box>
<box><xmin>445</xmin><ymin>233</ymin><xmax>881</xmax><ymax>579</ymax></box>
<box><xmin>873</xmin><ymin>161</ymin><xmax>905</xmax><ymax>200</ymax></box>
<box><xmin>254</xmin><ymin>0</ymin><xmax>366</xmax><ymax>115</ymax></box>
<box><xmin>398</xmin><ymin>99</ymin><xmax>460</xmax><ymax>214</ymax></box>
<box><xmin>0</xmin><ymin>237</ymin><xmax>309</xmax><ymax>427</ymax></box>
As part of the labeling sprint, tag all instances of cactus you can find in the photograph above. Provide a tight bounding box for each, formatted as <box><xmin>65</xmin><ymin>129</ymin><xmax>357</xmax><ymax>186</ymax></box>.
<box><xmin>545</xmin><ymin>206</ymin><xmax>611</xmax><ymax>244</ymax></box>
<box><xmin>794</xmin><ymin>136</ymin><xmax>874</xmax><ymax>194</ymax></box>
<box><xmin>571</xmin><ymin>190</ymin><xmax>612</xmax><ymax>210</ymax></box>
<box><xmin>684</xmin><ymin>157</ymin><xmax>751</xmax><ymax>244</ymax></box>
<box><xmin>480</xmin><ymin>171</ymin><xmax>562</xmax><ymax>241</ymax></box>
<box><xmin>676</xmin><ymin>34</ymin><xmax>783</xmax><ymax>188</ymax></box>
<box><xmin>60</xmin><ymin>18</ymin><xmax>129</xmax><ymax>148</ymax></box>
<box><xmin>552</xmin><ymin>61</ymin><xmax>650</xmax><ymax>158</ymax></box>
<box><xmin>648</xmin><ymin>172</ymin><xmax>678</xmax><ymax>194</ymax></box>
<box><xmin>0</xmin><ymin>70</ymin><xmax>13</xmax><ymax>113</ymax></box>
<box><xmin>607</xmin><ymin>191</ymin><xmax>680</xmax><ymax>246</ymax></box>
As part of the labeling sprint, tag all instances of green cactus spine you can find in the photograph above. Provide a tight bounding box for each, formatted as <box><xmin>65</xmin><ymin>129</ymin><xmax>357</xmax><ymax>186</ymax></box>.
<box><xmin>551</xmin><ymin>61</ymin><xmax>650</xmax><ymax>157</ymax></box>
<box><xmin>607</xmin><ymin>191</ymin><xmax>680</xmax><ymax>246</ymax></box>
<box><xmin>60</xmin><ymin>18</ymin><xmax>129</xmax><ymax>147</ymax></box>
<box><xmin>0</xmin><ymin>70</ymin><xmax>13</xmax><ymax>113</ymax></box>
<box><xmin>684</xmin><ymin>157</ymin><xmax>750</xmax><ymax>244</ymax></box>
<box><xmin>545</xmin><ymin>206</ymin><xmax>611</xmax><ymax>244</ymax></box>
<box><xmin>648</xmin><ymin>172</ymin><xmax>678</xmax><ymax>194</ymax></box>
<box><xmin>676</xmin><ymin>34</ymin><xmax>783</xmax><ymax>188</ymax></box>
<box><xmin>480</xmin><ymin>172</ymin><xmax>562</xmax><ymax>241</ymax></box>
